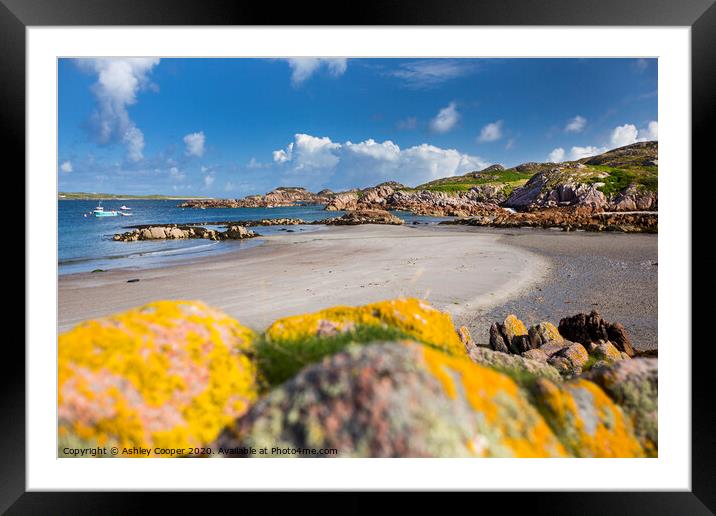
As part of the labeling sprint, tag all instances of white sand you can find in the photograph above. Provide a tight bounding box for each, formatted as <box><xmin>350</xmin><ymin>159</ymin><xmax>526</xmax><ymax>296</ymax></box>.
<box><xmin>58</xmin><ymin>224</ymin><xmax>548</xmax><ymax>332</ymax></box>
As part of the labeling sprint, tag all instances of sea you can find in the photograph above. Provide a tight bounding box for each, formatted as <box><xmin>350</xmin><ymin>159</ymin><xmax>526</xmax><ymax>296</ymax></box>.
<box><xmin>58</xmin><ymin>200</ymin><xmax>451</xmax><ymax>275</ymax></box>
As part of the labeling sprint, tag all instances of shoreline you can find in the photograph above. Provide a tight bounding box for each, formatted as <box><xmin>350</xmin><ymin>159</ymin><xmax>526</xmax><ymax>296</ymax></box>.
<box><xmin>58</xmin><ymin>224</ymin><xmax>657</xmax><ymax>352</ymax></box>
<box><xmin>58</xmin><ymin>224</ymin><xmax>549</xmax><ymax>333</ymax></box>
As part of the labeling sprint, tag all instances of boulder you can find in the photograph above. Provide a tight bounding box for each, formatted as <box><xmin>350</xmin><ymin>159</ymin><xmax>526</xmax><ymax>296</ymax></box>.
<box><xmin>214</xmin><ymin>342</ymin><xmax>568</xmax><ymax>457</ymax></box>
<box><xmin>582</xmin><ymin>358</ymin><xmax>658</xmax><ymax>456</ymax></box>
<box><xmin>468</xmin><ymin>346</ymin><xmax>562</xmax><ymax>383</ymax></box>
<box><xmin>558</xmin><ymin>311</ymin><xmax>635</xmax><ymax>357</ymax></box>
<box><xmin>548</xmin><ymin>342</ymin><xmax>589</xmax><ymax>377</ymax></box>
<box><xmin>58</xmin><ymin>301</ymin><xmax>258</xmax><ymax>455</ymax></box>
<box><xmin>528</xmin><ymin>321</ymin><xmax>563</xmax><ymax>348</ymax></box>
<box><xmin>590</xmin><ymin>341</ymin><xmax>622</xmax><ymax>363</ymax></box>
<box><xmin>530</xmin><ymin>377</ymin><xmax>645</xmax><ymax>457</ymax></box>
<box><xmin>488</xmin><ymin>314</ymin><xmax>532</xmax><ymax>354</ymax></box>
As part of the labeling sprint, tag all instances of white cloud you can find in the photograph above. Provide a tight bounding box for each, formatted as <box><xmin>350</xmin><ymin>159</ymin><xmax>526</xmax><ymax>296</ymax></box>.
<box><xmin>610</xmin><ymin>124</ymin><xmax>640</xmax><ymax>148</ymax></box>
<box><xmin>565</xmin><ymin>115</ymin><xmax>587</xmax><ymax>133</ymax></box>
<box><xmin>429</xmin><ymin>102</ymin><xmax>460</xmax><ymax>133</ymax></box>
<box><xmin>569</xmin><ymin>145</ymin><xmax>607</xmax><ymax>160</ymax></box>
<box><xmin>286</xmin><ymin>58</ymin><xmax>347</xmax><ymax>85</ymax></box>
<box><xmin>271</xmin><ymin>133</ymin><xmax>490</xmax><ymax>190</ymax></box>
<box><xmin>642</xmin><ymin>120</ymin><xmax>658</xmax><ymax>140</ymax></box>
<box><xmin>548</xmin><ymin>148</ymin><xmax>566</xmax><ymax>163</ymax></box>
<box><xmin>204</xmin><ymin>174</ymin><xmax>215</xmax><ymax>188</ymax></box>
<box><xmin>610</xmin><ymin>121</ymin><xmax>659</xmax><ymax>148</ymax></box>
<box><xmin>76</xmin><ymin>58</ymin><xmax>160</xmax><ymax>162</ymax></box>
<box><xmin>60</xmin><ymin>161</ymin><xmax>73</xmax><ymax>173</ymax></box>
<box><xmin>478</xmin><ymin>121</ymin><xmax>503</xmax><ymax>143</ymax></box>
<box><xmin>272</xmin><ymin>142</ymin><xmax>294</xmax><ymax>163</ymax></box>
<box><xmin>183</xmin><ymin>131</ymin><xmax>205</xmax><ymax>157</ymax></box>
<box><xmin>387</xmin><ymin>60</ymin><xmax>479</xmax><ymax>89</ymax></box>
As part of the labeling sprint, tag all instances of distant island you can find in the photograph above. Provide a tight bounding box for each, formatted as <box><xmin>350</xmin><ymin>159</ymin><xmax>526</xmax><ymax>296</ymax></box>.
<box><xmin>58</xmin><ymin>192</ymin><xmax>212</xmax><ymax>200</ymax></box>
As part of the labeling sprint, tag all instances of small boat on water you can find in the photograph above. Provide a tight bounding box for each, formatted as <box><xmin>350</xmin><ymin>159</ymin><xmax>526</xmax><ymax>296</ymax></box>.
<box><xmin>92</xmin><ymin>202</ymin><xmax>118</xmax><ymax>217</ymax></box>
<box><xmin>120</xmin><ymin>205</ymin><xmax>132</xmax><ymax>210</ymax></box>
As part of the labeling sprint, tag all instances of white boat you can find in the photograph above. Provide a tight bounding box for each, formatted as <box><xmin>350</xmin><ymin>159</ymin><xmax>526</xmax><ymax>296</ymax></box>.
<box><xmin>120</xmin><ymin>205</ymin><xmax>132</xmax><ymax>210</ymax></box>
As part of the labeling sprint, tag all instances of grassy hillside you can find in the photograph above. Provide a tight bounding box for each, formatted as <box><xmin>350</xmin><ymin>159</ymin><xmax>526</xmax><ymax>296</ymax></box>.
<box><xmin>411</xmin><ymin>166</ymin><xmax>534</xmax><ymax>195</ymax></box>
<box><xmin>408</xmin><ymin>141</ymin><xmax>658</xmax><ymax>197</ymax></box>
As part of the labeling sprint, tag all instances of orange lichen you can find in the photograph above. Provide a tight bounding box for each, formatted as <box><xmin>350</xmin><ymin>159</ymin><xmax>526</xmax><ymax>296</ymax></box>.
<box><xmin>418</xmin><ymin>344</ymin><xmax>567</xmax><ymax>458</ymax></box>
<box><xmin>264</xmin><ymin>298</ymin><xmax>464</xmax><ymax>355</ymax></box>
<box><xmin>58</xmin><ymin>300</ymin><xmax>259</xmax><ymax>456</ymax></box>
<box><xmin>503</xmin><ymin>314</ymin><xmax>528</xmax><ymax>337</ymax></box>
<box><xmin>532</xmin><ymin>377</ymin><xmax>644</xmax><ymax>458</ymax></box>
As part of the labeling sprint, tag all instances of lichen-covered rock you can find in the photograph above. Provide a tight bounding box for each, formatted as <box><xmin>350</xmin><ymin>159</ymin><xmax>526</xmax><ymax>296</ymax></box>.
<box><xmin>590</xmin><ymin>341</ymin><xmax>622</xmax><ymax>363</ymax></box>
<box><xmin>457</xmin><ymin>325</ymin><xmax>473</xmax><ymax>352</ymax></box>
<box><xmin>489</xmin><ymin>314</ymin><xmax>532</xmax><ymax>354</ymax></box>
<box><xmin>531</xmin><ymin>377</ymin><xmax>645</xmax><ymax>457</ymax></box>
<box><xmin>548</xmin><ymin>343</ymin><xmax>589</xmax><ymax>377</ymax></box>
<box><xmin>528</xmin><ymin>322</ymin><xmax>563</xmax><ymax>348</ymax></box>
<box><xmin>214</xmin><ymin>342</ymin><xmax>567</xmax><ymax>457</ymax></box>
<box><xmin>264</xmin><ymin>298</ymin><xmax>464</xmax><ymax>356</ymax></box>
<box><xmin>522</xmin><ymin>348</ymin><xmax>548</xmax><ymax>363</ymax></box>
<box><xmin>58</xmin><ymin>300</ymin><xmax>259</xmax><ymax>455</ymax></box>
<box><xmin>582</xmin><ymin>358</ymin><xmax>657</xmax><ymax>456</ymax></box>
<box><xmin>503</xmin><ymin>314</ymin><xmax>528</xmax><ymax>343</ymax></box>
<box><xmin>468</xmin><ymin>347</ymin><xmax>562</xmax><ymax>383</ymax></box>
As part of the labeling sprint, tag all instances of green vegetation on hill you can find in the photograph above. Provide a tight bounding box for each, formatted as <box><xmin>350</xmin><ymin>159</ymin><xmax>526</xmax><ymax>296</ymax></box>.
<box><xmin>587</xmin><ymin>165</ymin><xmax>658</xmax><ymax>195</ymax></box>
<box><xmin>58</xmin><ymin>192</ymin><xmax>211</xmax><ymax>200</ymax></box>
<box><xmin>410</xmin><ymin>168</ymin><xmax>534</xmax><ymax>195</ymax></box>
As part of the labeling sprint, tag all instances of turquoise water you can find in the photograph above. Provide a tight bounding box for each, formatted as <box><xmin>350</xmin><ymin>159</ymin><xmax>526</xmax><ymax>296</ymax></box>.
<box><xmin>58</xmin><ymin>200</ymin><xmax>450</xmax><ymax>275</ymax></box>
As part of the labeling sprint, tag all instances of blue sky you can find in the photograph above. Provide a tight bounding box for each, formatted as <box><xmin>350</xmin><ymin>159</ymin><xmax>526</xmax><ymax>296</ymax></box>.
<box><xmin>58</xmin><ymin>58</ymin><xmax>657</xmax><ymax>196</ymax></box>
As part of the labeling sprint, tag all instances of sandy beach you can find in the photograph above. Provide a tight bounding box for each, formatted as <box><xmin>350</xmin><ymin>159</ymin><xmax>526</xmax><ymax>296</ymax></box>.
<box><xmin>58</xmin><ymin>224</ymin><xmax>657</xmax><ymax>350</ymax></box>
<box><xmin>58</xmin><ymin>224</ymin><xmax>548</xmax><ymax>333</ymax></box>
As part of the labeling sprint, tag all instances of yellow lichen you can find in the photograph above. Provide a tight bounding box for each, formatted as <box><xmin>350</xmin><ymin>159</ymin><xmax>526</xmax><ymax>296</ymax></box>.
<box><xmin>532</xmin><ymin>377</ymin><xmax>644</xmax><ymax>458</ymax></box>
<box><xmin>264</xmin><ymin>298</ymin><xmax>464</xmax><ymax>355</ymax></box>
<box><xmin>58</xmin><ymin>300</ymin><xmax>259</xmax><ymax>456</ymax></box>
<box><xmin>417</xmin><ymin>343</ymin><xmax>567</xmax><ymax>458</ymax></box>
<box><xmin>503</xmin><ymin>314</ymin><xmax>528</xmax><ymax>337</ymax></box>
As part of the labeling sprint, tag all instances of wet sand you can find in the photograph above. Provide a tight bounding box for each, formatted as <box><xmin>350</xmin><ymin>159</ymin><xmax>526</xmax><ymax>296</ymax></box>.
<box><xmin>441</xmin><ymin>226</ymin><xmax>658</xmax><ymax>351</ymax></box>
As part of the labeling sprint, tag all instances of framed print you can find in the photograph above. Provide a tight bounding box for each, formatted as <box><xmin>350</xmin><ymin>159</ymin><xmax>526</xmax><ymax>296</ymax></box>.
<box><xmin>7</xmin><ymin>0</ymin><xmax>713</xmax><ymax>511</ymax></box>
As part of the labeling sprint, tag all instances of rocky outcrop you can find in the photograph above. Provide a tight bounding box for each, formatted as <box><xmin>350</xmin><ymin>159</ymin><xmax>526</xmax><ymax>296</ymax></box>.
<box><xmin>504</xmin><ymin>164</ymin><xmax>608</xmax><ymax>210</ymax></box>
<box><xmin>558</xmin><ymin>310</ymin><xmax>635</xmax><ymax>357</ymax></box>
<box><xmin>609</xmin><ymin>185</ymin><xmax>658</xmax><ymax>211</ymax></box>
<box><xmin>487</xmin><ymin>313</ymin><xmax>639</xmax><ymax>378</ymax></box>
<box><xmin>440</xmin><ymin>205</ymin><xmax>657</xmax><ymax>233</ymax></box>
<box><xmin>324</xmin><ymin>191</ymin><xmax>359</xmax><ymax>211</ymax></box>
<box><xmin>321</xmin><ymin>209</ymin><xmax>404</xmax><ymax>225</ymax></box>
<box><xmin>113</xmin><ymin>224</ymin><xmax>257</xmax><ymax>241</ymax></box>
<box><xmin>179</xmin><ymin>187</ymin><xmax>333</xmax><ymax>209</ymax></box>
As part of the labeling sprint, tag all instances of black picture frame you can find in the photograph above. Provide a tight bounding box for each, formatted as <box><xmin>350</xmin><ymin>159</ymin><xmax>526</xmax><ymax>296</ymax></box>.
<box><xmin>6</xmin><ymin>0</ymin><xmax>711</xmax><ymax>512</ymax></box>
